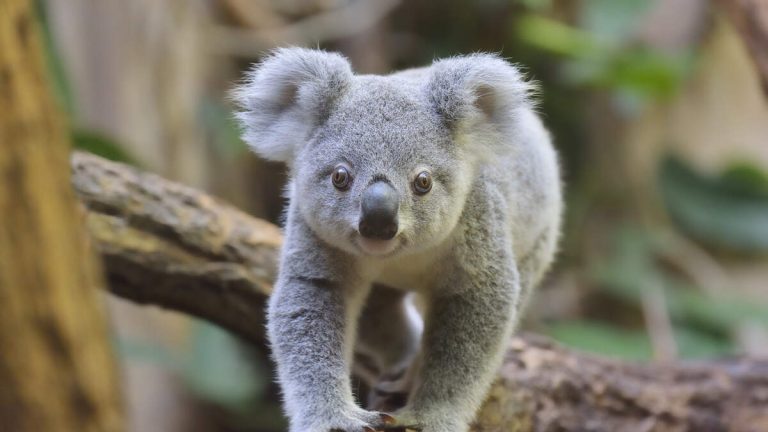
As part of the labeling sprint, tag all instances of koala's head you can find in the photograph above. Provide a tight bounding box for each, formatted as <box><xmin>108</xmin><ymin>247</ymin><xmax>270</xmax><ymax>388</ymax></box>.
<box><xmin>233</xmin><ymin>48</ymin><xmax>531</xmax><ymax>258</ymax></box>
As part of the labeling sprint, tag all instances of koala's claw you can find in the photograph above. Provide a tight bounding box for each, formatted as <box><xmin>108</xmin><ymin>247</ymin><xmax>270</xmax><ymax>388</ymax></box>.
<box><xmin>376</xmin><ymin>425</ymin><xmax>423</xmax><ymax>432</ymax></box>
<box><xmin>379</xmin><ymin>413</ymin><xmax>396</xmax><ymax>424</ymax></box>
<box><xmin>330</xmin><ymin>426</ymin><xmax>421</xmax><ymax>432</ymax></box>
<box><xmin>330</xmin><ymin>412</ymin><xmax>421</xmax><ymax>432</ymax></box>
<box><xmin>328</xmin><ymin>427</ymin><xmax>376</xmax><ymax>432</ymax></box>
<box><xmin>376</xmin><ymin>411</ymin><xmax>426</xmax><ymax>432</ymax></box>
<box><xmin>328</xmin><ymin>428</ymin><xmax>374</xmax><ymax>432</ymax></box>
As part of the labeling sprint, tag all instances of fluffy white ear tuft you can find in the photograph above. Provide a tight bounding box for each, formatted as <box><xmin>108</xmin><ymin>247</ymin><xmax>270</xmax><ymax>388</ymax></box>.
<box><xmin>231</xmin><ymin>47</ymin><xmax>353</xmax><ymax>162</ymax></box>
<box><xmin>426</xmin><ymin>54</ymin><xmax>534</xmax><ymax>131</ymax></box>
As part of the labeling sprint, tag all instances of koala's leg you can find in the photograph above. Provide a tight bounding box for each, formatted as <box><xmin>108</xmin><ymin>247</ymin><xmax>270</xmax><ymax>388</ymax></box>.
<box><xmin>517</xmin><ymin>226</ymin><xmax>559</xmax><ymax>313</ymax></box>
<box><xmin>268</xmin><ymin>219</ymin><xmax>391</xmax><ymax>432</ymax></box>
<box><xmin>354</xmin><ymin>284</ymin><xmax>423</xmax><ymax>412</ymax></box>
<box><xmin>395</xmin><ymin>209</ymin><xmax>520</xmax><ymax>432</ymax></box>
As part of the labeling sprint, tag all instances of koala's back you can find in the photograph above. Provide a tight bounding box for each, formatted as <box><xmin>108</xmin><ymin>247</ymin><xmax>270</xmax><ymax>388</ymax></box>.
<box><xmin>490</xmin><ymin>107</ymin><xmax>561</xmax><ymax>296</ymax></box>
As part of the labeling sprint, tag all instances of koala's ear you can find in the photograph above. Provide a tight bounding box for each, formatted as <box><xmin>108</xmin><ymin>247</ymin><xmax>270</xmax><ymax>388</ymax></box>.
<box><xmin>232</xmin><ymin>47</ymin><xmax>353</xmax><ymax>162</ymax></box>
<box><xmin>426</xmin><ymin>54</ymin><xmax>533</xmax><ymax>130</ymax></box>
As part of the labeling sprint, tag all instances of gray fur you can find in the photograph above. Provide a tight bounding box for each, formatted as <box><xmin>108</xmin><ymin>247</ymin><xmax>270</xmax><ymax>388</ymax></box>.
<box><xmin>233</xmin><ymin>47</ymin><xmax>562</xmax><ymax>432</ymax></box>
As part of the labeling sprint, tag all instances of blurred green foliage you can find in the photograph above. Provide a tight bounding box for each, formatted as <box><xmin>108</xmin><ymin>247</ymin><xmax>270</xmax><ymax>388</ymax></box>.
<box><xmin>544</xmin><ymin>225</ymin><xmax>768</xmax><ymax>360</ymax></box>
<box><xmin>184</xmin><ymin>322</ymin><xmax>267</xmax><ymax>409</ymax></box>
<box><xmin>72</xmin><ymin>129</ymin><xmax>138</xmax><ymax>165</ymax></box>
<box><xmin>660</xmin><ymin>155</ymin><xmax>768</xmax><ymax>253</ymax></box>
<box><xmin>38</xmin><ymin>0</ymin><xmax>139</xmax><ymax>164</ymax></box>
<box><xmin>36</xmin><ymin>0</ymin><xmax>75</xmax><ymax>118</ymax></box>
<box><xmin>516</xmin><ymin>0</ymin><xmax>691</xmax><ymax>107</ymax></box>
<box><xmin>202</xmin><ymin>99</ymin><xmax>249</xmax><ymax>158</ymax></box>
<box><xmin>721</xmin><ymin>163</ymin><xmax>768</xmax><ymax>195</ymax></box>
<box><xmin>580</xmin><ymin>0</ymin><xmax>650</xmax><ymax>41</ymax></box>
<box><xmin>514</xmin><ymin>0</ymin><xmax>768</xmax><ymax>360</ymax></box>
<box><xmin>116</xmin><ymin>320</ymin><xmax>284</xmax><ymax>428</ymax></box>
<box><xmin>546</xmin><ymin>320</ymin><xmax>653</xmax><ymax>359</ymax></box>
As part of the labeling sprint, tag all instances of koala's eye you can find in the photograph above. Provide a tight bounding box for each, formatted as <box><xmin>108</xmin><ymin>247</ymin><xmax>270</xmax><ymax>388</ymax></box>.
<box><xmin>413</xmin><ymin>171</ymin><xmax>432</xmax><ymax>195</ymax></box>
<box><xmin>331</xmin><ymin>166</ymin><xmax>351</xmax><ymax>190</ymax></box>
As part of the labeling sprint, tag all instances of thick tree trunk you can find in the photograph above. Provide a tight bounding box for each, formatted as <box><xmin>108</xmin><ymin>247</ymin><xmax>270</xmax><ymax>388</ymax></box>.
<box><xmin>0</xmin><ymin>2</ymin><xmax>123</xmax><ymax>431</ymax></box>
<box><xmin>72</xmin><ymin>151</ymin><xmax>768</xmax><ymax>432</ymax></box>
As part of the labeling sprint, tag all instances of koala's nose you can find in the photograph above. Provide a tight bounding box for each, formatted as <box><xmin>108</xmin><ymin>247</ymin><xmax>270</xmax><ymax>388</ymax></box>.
<box><xmin>359</xmin><ymin>181</ymin><xmax>399</xmax><ymax>240</ymax></box>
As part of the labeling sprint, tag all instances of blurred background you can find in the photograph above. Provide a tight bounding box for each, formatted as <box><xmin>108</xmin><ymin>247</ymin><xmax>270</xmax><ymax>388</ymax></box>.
<box><xmin>37</xmin><ymin>0</ymin><xmax>768</xmax><ymax>430</ymax></box>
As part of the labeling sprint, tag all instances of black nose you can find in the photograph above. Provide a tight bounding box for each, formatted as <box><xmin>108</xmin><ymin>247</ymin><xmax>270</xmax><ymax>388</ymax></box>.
<box><xmin>359</xmin><ymin>181</ymin><xmax>399</xmax><ymax>240</ymax></box>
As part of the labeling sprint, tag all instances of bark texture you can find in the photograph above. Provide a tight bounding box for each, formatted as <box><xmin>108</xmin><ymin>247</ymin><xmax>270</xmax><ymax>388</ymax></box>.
<box><xmin>72</xmin><ymin>152</ymin><xmax>281</xmax><ymax>346</ymax></box>
<box><xmin>479</xmin><ymin>336</ymin><xmax>768</xmax><ymax>432</ymax></box>
<box><xmin>71</xmin><ymin>152</ymin><xmax>768</xmax><ymax>432</ymax></box>
<box><xmin>0</xmin><ymin>2</ymin><xmax>122</xmax><ymax>431</ymax></box>
<box><xmin>720</xmin><ymin>0</ymin><xmax>768</xmax><ymax>96</ymax></box>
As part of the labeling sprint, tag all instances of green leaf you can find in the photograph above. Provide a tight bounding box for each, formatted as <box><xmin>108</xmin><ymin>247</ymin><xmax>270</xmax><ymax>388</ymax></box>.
<box><xmin>113</xmin><ymin>337</ymin><xmax>177</xmax><ymax>368</ymax></box>
<box><xmin>516</xmin><ymin>15</ymin><xmax>604</xmax><ymax>58</ymax></box>
<box><xmin>544</xmin><ymin>320</ymin><xmax>653</xmax><ymax>360</ymax></box>
<box><xmin>673</xmin><ymin>325</ymin><xmax>733</xmax><ymax>359</ymax></box>
<box><xmin>72</xmin><ymin>129</ymin><xmax>138</xmax><ymax>165</ymax></box>
<box><xmin>517</xmin><ymin>4</ymin><xmax>689</xmax><ymax>100</ymax></box>
<box><xmin>115</xmin><ymin>321</ymin><xmax>270</xmax><ymax>414</ymax></box>
<box><xmin>664</xmin><ymin>280</ymin><xmax>768</xmax><ymax>334</ymax></box>
<box><xmin>35</xmin><ymin>0</ymin><xmax>76</xmax><ymax>118</ymax></box>
<box><xmin>596</xmin><ymin>50</ymin><xmax>689</xmax><ymax>97</ymax></box>
<box><xmin>720</xmin><ymin>162</ymin><xmax>768</xmax><ymax>196</ymax></box>
<box><xmin>201</xmin><ymin>99</ymin><xmax>248</xmax><ymax>158</ymax></box>
<box><xmin>590</xmin><ymin>226</ymin><xmax>657</xmax><ymax>303</ymax></box>
<box><xmin>592</xmin><ymin>224</ymin><xmax>768</xmax><ymax>355</ymax></box>
<box><xmin>182</xmin><ymin>322</ymin><xmax>267</xmax><ymax>408</ymax></box>
<box><xmin>580</xmin><ymin>0</ymin><xmax>651</xmax><ymax>42</ymax></box>
<box><xmin>518</xmin><ymin>0</ymin><xmax>553</xmax><ymax>12</ymax></box>
<box><xmin>658</xmin><ymin>155</ymin><xmax>768</xmax><ymax>252</ymax></box>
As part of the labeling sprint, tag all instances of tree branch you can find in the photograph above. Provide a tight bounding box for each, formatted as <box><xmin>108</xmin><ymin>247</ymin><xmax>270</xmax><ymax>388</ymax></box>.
<box><xmin>72</xmin><ymin>151</ymin><xmax>280</xmax><ymax>345</ymax></box>
<box><xmin>71</xmin><ymin>152</ymin><xmax>768</xmax><ymax>431</ymax></box>
<box><xmin>719</xmin><ymin>0</ymin><xmax>768</xmax><ymax>96</ymax></box>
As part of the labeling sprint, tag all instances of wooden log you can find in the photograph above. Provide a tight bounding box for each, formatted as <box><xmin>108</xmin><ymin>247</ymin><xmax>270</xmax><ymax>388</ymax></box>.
<box><xmin>72</xmin><ymin>152</ymin><xmax>768</xmax><ymax>432</ymax></box>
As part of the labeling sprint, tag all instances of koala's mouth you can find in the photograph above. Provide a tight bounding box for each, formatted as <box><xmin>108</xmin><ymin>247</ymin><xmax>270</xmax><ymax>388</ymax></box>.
<box><xmin>355</xmin><ymin>236</ymin><xmax>401</xmax><ymax>257</ymax></box>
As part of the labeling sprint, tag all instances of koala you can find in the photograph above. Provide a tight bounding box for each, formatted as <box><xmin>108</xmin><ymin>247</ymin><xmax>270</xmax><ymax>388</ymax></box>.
<box><xmin>233</xmin><ymin>48</ymin><xmax>562</xmax><ymax>432</ymax></box>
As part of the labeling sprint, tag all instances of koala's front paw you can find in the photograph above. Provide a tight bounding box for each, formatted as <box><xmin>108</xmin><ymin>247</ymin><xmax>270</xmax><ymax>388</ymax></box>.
<box><xmin>327</xmin><ymin>419</ymin><xmax>375</xmax><ymax>432</ymax></box>
<box><xmin>295</xmin><ymin>417</ymin><xmax>372</xmax><ymax>432</ymax></box>
<box><xmin>347</xmin><ymin>408</ymin><xmax>397</xmax><ymax>431</ymax></box>
<box><xmin>296</xmin><ymin>408</ymin><xmax>394</xmax><ymax>432</ymax></box>
<box><xmin>385</xmin><ymin>409</ymin><xmax>463</xmax><ymax>432</ymax></box>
